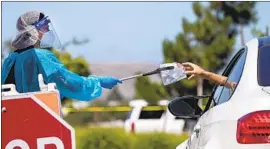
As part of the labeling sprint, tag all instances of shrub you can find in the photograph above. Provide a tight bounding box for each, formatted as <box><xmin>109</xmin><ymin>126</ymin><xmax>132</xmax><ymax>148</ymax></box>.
<box><xmin>75</xmin><ymin>127</ymin><xmax>189</xmax><ymax>149</ymax></box>
<box><xmin>76</xmin><ymin>127</ymin><xmax>132</xmax><ymax>149</ymax></box>
<box><xmin>132</xmin><ymin>132</ymin><xmax>188</xmax><ymax>149</ymax></box>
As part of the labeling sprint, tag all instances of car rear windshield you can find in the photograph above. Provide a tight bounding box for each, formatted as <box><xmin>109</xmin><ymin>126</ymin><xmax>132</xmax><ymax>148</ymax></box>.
<box><xmin>258</xmin><ymin>39</ymin><xmax>270</xmax><ymax>86</ymax></box>
<box><xmin>139</xmin><ymin>109</ymin><xmax>165</xmax><ymax>119</ymax></box>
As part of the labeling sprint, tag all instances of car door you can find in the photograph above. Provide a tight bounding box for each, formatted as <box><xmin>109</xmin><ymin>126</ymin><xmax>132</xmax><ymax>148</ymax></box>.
<box><xmin>187</xmin><ymin>47</ymin><xmax>248</xmax><ymax>149</ymax></box>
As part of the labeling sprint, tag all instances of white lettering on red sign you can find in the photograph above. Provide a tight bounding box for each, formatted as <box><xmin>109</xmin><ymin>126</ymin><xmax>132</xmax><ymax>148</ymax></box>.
<box><xmin>37</xmin><ymin>137</ymin><xmax>64</xmax><ymax>149</ymax></box>
<box><xmin>5</xmin><ymin>139</ymin><xmax>30</xmax><ymax>149</ymax></box>
<box><xmin>5</xmin><ymin>137</ymin><xmax>64</xmax><ymax>149</ymax></box>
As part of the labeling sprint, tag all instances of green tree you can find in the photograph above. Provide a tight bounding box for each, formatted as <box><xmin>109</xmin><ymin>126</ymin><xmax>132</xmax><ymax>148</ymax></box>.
<box><xmin>210</xmin><ymin>2</ymin><xmax>257</xmax><ymax>45</ymax></box>
<box><xmin>135</xmin><ymin>74</ymin><xmax>169</xmax><ymax>105</ymax></box>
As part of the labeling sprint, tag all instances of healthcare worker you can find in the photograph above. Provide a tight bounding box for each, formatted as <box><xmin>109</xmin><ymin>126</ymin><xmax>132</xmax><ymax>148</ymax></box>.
<box><xmin>2</xmin><ymin>10</ymin><xmax>122</xmax><ymax>101</ymax></box>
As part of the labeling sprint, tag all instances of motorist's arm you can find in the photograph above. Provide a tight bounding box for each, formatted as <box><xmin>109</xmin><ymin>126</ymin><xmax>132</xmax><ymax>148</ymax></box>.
<box><xmin>181</xmin><ymin>62</ymin><xmax>236</xmax><ymax>89</ymax></box>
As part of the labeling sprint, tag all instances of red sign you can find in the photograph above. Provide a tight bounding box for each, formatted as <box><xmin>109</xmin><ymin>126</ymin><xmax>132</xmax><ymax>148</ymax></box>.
<box><xmin>2</xmin><ymin>95</ymin><xmax>75</xmax><ymax>149</ymax></box>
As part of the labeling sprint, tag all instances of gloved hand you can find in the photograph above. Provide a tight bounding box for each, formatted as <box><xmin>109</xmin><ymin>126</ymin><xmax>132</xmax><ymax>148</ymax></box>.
<box><xmin>98</xmin><ymin>76</ymin><xmax>122</xmax><ymax>89</ymax></box>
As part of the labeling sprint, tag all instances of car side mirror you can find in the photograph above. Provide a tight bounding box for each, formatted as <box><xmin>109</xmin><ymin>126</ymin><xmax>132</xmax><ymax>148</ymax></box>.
<box><xmin>168</xmin><ymin>95</ymin><xmax>204</xmax><ymax>119</ymax></box>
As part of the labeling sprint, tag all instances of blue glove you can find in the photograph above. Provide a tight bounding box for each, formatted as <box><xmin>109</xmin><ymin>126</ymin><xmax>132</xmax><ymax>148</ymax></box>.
<box><xmin>98</xmin><ymin>76</ymin><xmax>122</xmax><ymax>89</ymax></box>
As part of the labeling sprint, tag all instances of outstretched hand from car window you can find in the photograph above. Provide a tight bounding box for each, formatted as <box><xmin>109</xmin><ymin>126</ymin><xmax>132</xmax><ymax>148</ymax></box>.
<box><xmin>181</xmin><ymin>62</ymin><xmax>236</xmax><ymax>89</ymax></box>
<box><xmin>181</xmin><ymin>62</ymin><xmax>206</xmax><ymax>80</ymax></box>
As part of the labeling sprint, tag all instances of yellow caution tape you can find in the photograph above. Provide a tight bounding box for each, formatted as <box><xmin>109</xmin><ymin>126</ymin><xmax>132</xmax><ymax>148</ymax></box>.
<box><xmin>63</xmin><ymin>106</ymin><xmax>167</xmax><ymax>112</ymax></box>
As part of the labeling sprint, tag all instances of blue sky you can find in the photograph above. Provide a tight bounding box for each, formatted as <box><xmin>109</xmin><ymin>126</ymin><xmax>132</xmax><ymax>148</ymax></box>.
<box><xmin>2</xmin><ymin>2</ymin><xmax>270</xmax><ymax>63</ymax></box>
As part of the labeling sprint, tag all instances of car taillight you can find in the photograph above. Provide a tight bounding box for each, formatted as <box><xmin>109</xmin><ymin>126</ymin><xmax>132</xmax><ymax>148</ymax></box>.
<box><xmin>131</xmin><ymin>122</ymin><xmax>135</xmax><ymax>133</ymax></box>
<box><xmin>236</xmin><ymin>110</ymin><xmax>270</xmax><ymax>144</ymax></box>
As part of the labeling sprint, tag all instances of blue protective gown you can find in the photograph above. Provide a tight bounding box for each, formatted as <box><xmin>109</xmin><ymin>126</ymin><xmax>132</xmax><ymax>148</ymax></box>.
<box><xmin>1</xmin><ymin>48</ymin><xmax>102</xmax><ymax>101</ymax></box>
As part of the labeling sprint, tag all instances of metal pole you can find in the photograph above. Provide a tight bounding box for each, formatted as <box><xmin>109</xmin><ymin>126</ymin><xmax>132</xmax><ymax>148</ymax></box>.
<box><xmin>120</xmin><ymin>74</ymin><xmax>143</xmax><ymax>81</ymax></box>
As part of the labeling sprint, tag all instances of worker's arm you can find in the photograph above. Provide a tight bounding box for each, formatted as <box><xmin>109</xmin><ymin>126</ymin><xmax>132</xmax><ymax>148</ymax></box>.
<box><xmin>181</xmin><ymin>62</ymin><xmax>236</xmax><ymax>89</ymax></box>
<box><xmin>35</xmin><ymin>49</ymin><xmax>121</xmax><ymax>101</ymax></box>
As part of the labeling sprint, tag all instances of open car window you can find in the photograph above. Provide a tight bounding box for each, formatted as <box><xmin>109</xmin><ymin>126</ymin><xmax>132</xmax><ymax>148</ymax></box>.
<box><xmin>204</xmin><ymin>47</ymin><xmax>247</xmax><ymax>111</ymax></box>
<box><xmin>218</xmin><ymin>48</ymin><xmax>247</xmax><ymax>104</ymax></box>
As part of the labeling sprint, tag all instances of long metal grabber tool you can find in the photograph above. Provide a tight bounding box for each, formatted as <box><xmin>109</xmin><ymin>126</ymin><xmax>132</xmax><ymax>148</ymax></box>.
<box><xmin>120</xmin><ymin>66</ymin><xmax>174</xmax><ymax>81</ymax></box>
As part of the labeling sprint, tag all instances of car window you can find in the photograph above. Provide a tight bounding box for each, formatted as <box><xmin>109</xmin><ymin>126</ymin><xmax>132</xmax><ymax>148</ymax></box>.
<box><xmin>258</xmin><ymin>44</ymin><xmax>270</xmax><ymax>86</ymax></box>
<box><xmin>139</xmin><ymin>108</ymin><xmax>165</xmax><ymax>119</ymax></box>
<box><xmin>212</xmin><ymin>48</ymin><xmax>247</xmax><ymax>105</ymax></box>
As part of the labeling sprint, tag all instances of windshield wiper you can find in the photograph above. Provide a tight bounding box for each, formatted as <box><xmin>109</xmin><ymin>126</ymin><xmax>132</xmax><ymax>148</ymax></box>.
<box><xmin>262</xmin><ymin>87</ymin><xmax>270</xmax><ymax>95</ymax></box>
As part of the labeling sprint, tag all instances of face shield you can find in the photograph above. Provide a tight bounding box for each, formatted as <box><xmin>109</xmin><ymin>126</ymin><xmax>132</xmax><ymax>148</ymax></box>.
<box><xmin>34</xmin><ymin>16</ymin><xmax>62</xmax><ymax>50</ymax></box>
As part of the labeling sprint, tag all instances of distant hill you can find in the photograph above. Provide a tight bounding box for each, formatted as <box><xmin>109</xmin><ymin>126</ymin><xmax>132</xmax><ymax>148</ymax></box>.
<box><xmin>90</xmin><ymin>63</ymin><xmax>162</xmax><ymax>100</ymax></box>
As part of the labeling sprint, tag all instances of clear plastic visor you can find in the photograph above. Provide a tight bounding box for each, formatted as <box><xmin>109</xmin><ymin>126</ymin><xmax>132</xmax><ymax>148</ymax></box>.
<box><xmin>34</xmin><ymin>16</ymin><xmax>62</xmax><ymax>50</ymax></box>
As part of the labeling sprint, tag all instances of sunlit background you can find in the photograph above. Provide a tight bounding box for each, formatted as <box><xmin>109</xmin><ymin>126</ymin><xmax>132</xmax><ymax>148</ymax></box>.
<box><xmin>2</xmin><ymin>1</ymin><xmax>270</xmax><ymax>149</ymax></box>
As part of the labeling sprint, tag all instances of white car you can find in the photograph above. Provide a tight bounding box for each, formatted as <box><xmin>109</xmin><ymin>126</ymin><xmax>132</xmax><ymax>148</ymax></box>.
<box><xmin>168</xmin><ymin>36</ymin><xmax>270</xmax><ymax>149</ymax></box>
<box><xmin>124</xmin><ymin>99</ymin><xmax>185</xmax><ymax>134</ymax></box>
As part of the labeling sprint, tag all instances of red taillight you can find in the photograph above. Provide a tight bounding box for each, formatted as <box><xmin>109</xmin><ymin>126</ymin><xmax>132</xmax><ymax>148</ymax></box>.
<box><xmin>131</xmin><ymin>122</ymin><xmax>135</xmax><ymax>133</ymax></box>
<box><xmin>236</xmin><ymin>110</ymin><xmax>270</xmax><ymax>144</ymax></box>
